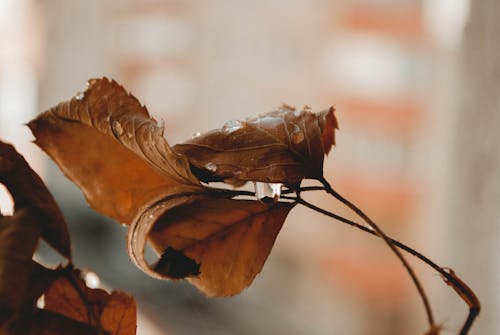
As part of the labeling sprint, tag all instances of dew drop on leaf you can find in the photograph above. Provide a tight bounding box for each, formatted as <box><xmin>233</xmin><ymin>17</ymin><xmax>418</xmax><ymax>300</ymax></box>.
<box><xmin>257</xmin><ymin>116</ymin><xmax>281</xmax><ymax>128</ymax></box>
<box><xmin>222</xmin><ymin>120</ymin><xmax>242</xmax><ymax>133</ymax></box>
<box><xmin>205</xmin><ymin>162</ymin><xmax>217</xmax><ymax>172</ymax></box>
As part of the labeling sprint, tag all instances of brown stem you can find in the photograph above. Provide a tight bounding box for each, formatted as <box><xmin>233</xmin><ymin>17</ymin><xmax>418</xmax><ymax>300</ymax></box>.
<box><xmin>296</xmin><ymin>190</ymin><xmax>479</xmax><ymax>334</ymax></box>
<box><xmin>317</xmin><ymin>177</ymin><xmax>436</xmax><ymax>331</ymax></box>
<box><xmin>195</xmin><ymin>182</ymin><xmax>479</xmax><ymax>334</ymax></box>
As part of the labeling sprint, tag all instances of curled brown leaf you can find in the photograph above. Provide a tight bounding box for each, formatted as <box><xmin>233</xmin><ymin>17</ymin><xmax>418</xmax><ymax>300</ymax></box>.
<box><xmin>29</xmin><ymin>78</ymin><xmax>335</xmax><ymax>297</ymax></box>
<box><xmin>174</xmin><ymin>104</ymin><xmax>338</xmax><ymax>186</ymax></box>
<box><xmin>28</xmin><ymin>78</ymin><xmax>202</xmax><ymax>224</ymax></box>
<box><xmin>139</xmin><ymin>197</ymin><xmax>294</xmax><ymax>296</ymax></box>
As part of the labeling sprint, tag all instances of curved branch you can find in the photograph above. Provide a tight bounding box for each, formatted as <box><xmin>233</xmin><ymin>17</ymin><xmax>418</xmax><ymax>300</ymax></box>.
<box><xmin>296</xmin><ymin>192</ymin><xmax>479</xmax><ymax>335</ymax></box>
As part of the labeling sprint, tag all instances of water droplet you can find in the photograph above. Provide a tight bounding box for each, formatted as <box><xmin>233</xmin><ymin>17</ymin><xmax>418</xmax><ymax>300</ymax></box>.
<box><xmin>36</xmin><ymin>294</ymin><xmax>45</xmax><ymax>308</ymax></box>
<box><xmin>112</xmin><ymin>121</ymin><xmax>123</xmax><ymax>135</ymax></box>
<box><xmin>291</xmin><ymin>130</ymin><xmax>304</xmax><ymax>144</ymax></box>
<box><xmin>222</xmin><ymin>119</ymin><xmax>242</xmax><ymax>133</ymax></box>
<box><xmin>270</xmin><ymin>183</ymin><xmax>282</xmax><ymax>200</ymax></box>
<box><xmin>258</xmin><ymin>116</ymin><xmax>281</xmax><ymax>127</ymax></box>
<box><xmin>254</xmin><ymin>182</ymin><xmax>282</xmax><ymax>202</ymax></box>
<box><xmin>254</xmin><ymin>182</ymin><xmax>266</xmax><ymax>200</ymax></box>
<box><xmin>84</xmin><ymin>271</ymin><xmax>100</xmax><ymax>288</ymax></box>
<box><xmin>192</xmin><ymin>132</ymin><xmax>201</xmax><ymax>138</ymax></box>
<box><xmin>75</xmin><ymin>92</ymin><xmax>84</xmax><ymax>100</ymax></box>
<box><xmin>205</xmin><ymin>162</ymin><xmax>217</xmax><ymax>172</ymax></box>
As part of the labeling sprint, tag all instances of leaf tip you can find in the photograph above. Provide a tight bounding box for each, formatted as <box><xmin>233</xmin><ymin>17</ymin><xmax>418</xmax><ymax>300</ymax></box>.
<box><xmin>321</xmin><ymin>106</ymin><xmax>338</xmax><ymax>155</ymax></box>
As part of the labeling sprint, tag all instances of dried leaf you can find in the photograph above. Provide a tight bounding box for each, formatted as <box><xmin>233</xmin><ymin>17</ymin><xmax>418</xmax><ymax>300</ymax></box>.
<box><xmin>0</xmin><ymin>142</ymin><xmax>70</xmax><ymax>258</ymax></box>
<box><xmin>148</xmin><ymin>198</ymin><xmax>294</xmax><ymax>296</ymax></box>
<box><xmin>29</xmin><ymin>79</ymin><xmax>334</xmax><ymax>297</ymax></box>
<box><xmin>0</xmin><ymin>210</ymin><xmax>40</xmax><ymax>323</ymax></box>
<box><xmin>0</xmin><ymin>141</ymin><xmax>136</xmax><ymax>334</ymax></box>
<box><xmin>0</xmin><ymin>141</ymin><xmax>67</xmax><ymax>323</ymax></box>
<box><xmin>44</xmin><ymin>268</ymin><xmax>136</xmax><ymax>335</ymax></box>
<box><xmin>10</xmin><ymin>309</ymin><xmax>98</xmax><ymax>335</ymax></box>
<box><xmin>28</xmin><ymin>78</ymin><xmax>202</xmax><ymax>224</ymax></box>
<box><xmin>174</xmin><ymin>105</ymin><xmax>338</xmax><ymax>186</ymax></box>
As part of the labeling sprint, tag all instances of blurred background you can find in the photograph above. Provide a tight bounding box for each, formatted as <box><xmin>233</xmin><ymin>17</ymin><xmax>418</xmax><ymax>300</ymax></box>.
<box><xmin>0</xmin><ymin>0</ymin><xmax>498</xmax><ymax>334</ymax></box>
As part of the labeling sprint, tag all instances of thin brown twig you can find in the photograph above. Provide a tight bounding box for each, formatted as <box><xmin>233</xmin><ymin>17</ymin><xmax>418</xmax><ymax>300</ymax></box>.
<box><xmin>317</xmin><ymin>177</ymin><xmax>436</xmax><ymax>331</ymax></box>
<box><xmin>295</xmin><ymin>188</ymin><xmax>480</xmax><ymax>335</ymax></box>
<box><xmin>189</xmin><ymin>182</ymin><xmax>480</xmax><ymax>334</ymax></box>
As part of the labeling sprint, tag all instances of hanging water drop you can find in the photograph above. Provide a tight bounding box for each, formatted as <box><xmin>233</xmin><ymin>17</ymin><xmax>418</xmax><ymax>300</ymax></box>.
<box><xmin>254</xmin><ymin>182</ymin><xmax>266</xmax><ymax>200</ymax></box>
<box><xmin>205</xmin><ymin>162</ymin><xmax>217</xmax><ymax>172</ymax></box>
<box><xmin>270</xmin><ymin>183</ymin><xmax>282</xmax><ymax>201</ymax></box>
<box><xmin>222</xmin><ymin>119</ymin><xmax>242</xmax><ymax>133</ymax></box>
<box><xmin>254</xmin><ymin>182</ymin><xmax>282</xmax><ymax>202</ymax></box>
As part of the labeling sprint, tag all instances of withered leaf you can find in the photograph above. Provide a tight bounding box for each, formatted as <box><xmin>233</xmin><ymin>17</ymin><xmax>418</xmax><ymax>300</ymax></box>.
<box><xmin>0</xmin><ymin>141</ymin><xmax>67</xmax><ymax>323</ymax></box>
<box><xmin>147</xmin><ymin>198</ymin><xmax>294</xmax><ymax>296</ymax></box>
<box><xmin>0</xmin><ymin>142</ymin><xmax>70</xmax><ymax>258</ymax></box>
<box><xmin>28</xmin><ymin>78</ymin><xmax>202</xmax><ymax>224</ymax></box>
<box><xmin>29</xmin><ymin>78</ymin><xmax>334</xmax><ymax>297</ymax></box>
<box><xmin>0</xmin><ymin>141</ymin><xmax>136</xmax><ymax>334</ymax></box>
<box><xmin>9</xmin><ymin>309</ymin><xmax>98</xmax><ymax>335</ymax></box>
<box><xmin>0</xmin><ymin>210</ymin><xmax>40</xmax><ymax>323</ymax></box>
<box><xmin>174</xmin><ymin>105</ymin><xmax>338</xmax><ymax>186</ymax></box>
<box><xmin>43</xmin><ymin>268</ymin><xmax>136</xmax><ymax>335</ymax></box>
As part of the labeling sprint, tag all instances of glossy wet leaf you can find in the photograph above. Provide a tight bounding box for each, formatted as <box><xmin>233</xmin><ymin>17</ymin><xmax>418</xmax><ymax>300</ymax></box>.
<box><xmin>174</xmin><ymin>104</ymin><xmax>338</xmax><ymax>186</ymax></box>
<box><xmin>28</xmin><ymin>78</ymin><xmax>202</xmax><ymax>224</ymax></box>
<box><xmin>29</xmin><ymin>78</ymin><xmax>335</xmax><ymax>297</ymax></box>
<box><xmin>143</xmin><ymin>198</ymin><xmax>294</xmax><ymax>296</ymax></box>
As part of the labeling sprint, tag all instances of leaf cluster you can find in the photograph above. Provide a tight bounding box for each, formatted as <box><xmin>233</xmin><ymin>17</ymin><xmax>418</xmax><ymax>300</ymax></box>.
<box><xmin>0</xmin><ymin>141</ymin><xmax>135</xmax><ymax>334</ymax></box>
<box><xmin>24</xmin><ymin>78</ymin><xmax>480</xmax><ymax>334</ymax></box>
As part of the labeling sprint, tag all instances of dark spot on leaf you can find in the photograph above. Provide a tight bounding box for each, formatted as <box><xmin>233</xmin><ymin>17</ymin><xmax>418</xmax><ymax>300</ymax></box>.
<box><xmin>154</xmin><ymin>247</ymin><xmax>200</xmax><ymax>279</ymax></box>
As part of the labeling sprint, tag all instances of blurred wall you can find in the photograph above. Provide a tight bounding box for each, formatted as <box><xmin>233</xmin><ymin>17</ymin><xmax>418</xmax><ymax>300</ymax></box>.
<box><xmin>450</xmin><ymin>1</ymin><xmax>500</xmax><ymax>334</ymax></box>
<box><xmin>1</xmin><ymin>0</ymin><xmax>498</xmax><ymax>334</ymax></box>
